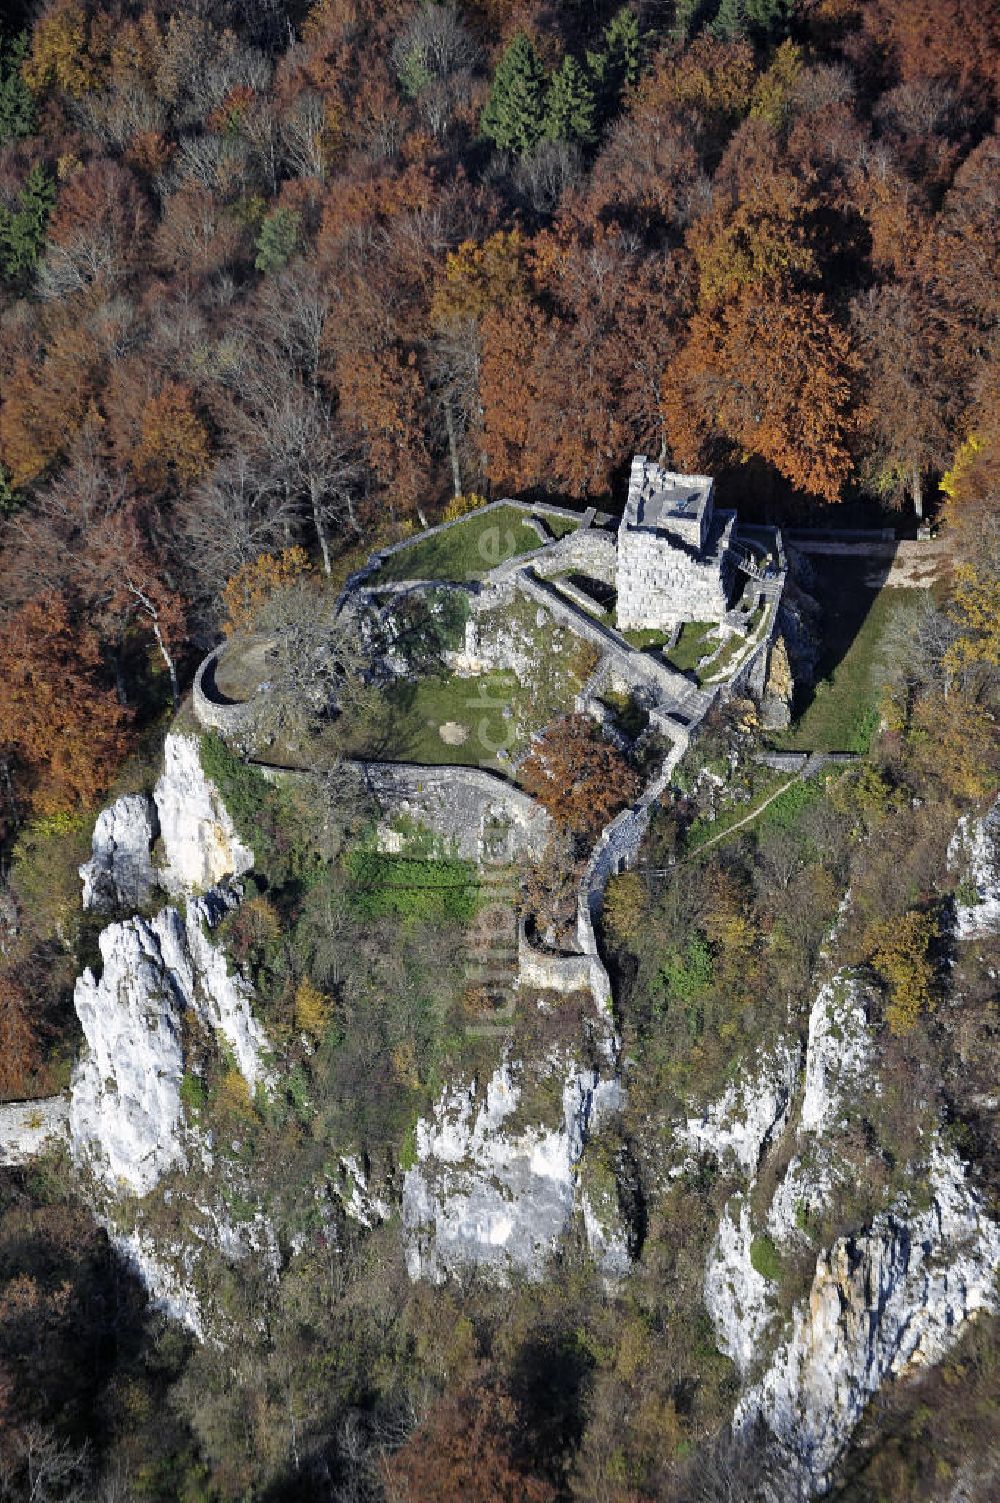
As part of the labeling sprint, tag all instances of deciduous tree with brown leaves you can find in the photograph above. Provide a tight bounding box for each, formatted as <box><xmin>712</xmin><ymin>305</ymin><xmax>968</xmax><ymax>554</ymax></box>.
<box><xmin>0</xmin><ymin>595</ymin><xmax>129</xmax><ymax>816</ymax></box>
<box><xmin>519</xmin><ymin>714</ymin><xmax>641</xmax><ymax>843</ymax></box>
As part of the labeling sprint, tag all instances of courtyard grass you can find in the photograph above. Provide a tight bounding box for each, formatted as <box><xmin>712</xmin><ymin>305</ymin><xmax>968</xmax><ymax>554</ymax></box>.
<box><xmin>620</xmin><ymin>626</ymin><xmax>670</xmax><ymax>651</ymax></box>
<box><xmin>376</xmin><ymin>506</ymin><xmax>577</xmax><ymax>583</ymax></box>
<box><xmin>332</xmin><ymin>670</ymin><xmax>519</xmax><ymax>768</ymax></box>
<box><xmin>663</xmin><ymin>620</ymin><xmax>717</xmax><ymax>676</ymax></box>
<box><xmin>774</xmin><ymin>563</ymin><xmax>920</xmax><ymax>753</ymax></box>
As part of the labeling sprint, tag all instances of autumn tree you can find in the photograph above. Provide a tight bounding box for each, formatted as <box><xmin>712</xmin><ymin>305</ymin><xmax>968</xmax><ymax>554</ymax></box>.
<box><xmin>665</xmin><ymin>286</ymin><xmax>857</xmax><ymax>501</ymax></box>
<box><xmin>223</xmin><ymin>547</ymin><xmax>312</xmax><ymax>635</ymax></box>
<box><xmin>852</xmin><ymin>281</ymin><xmax>950</xmax><ymax>518</ymax></box>
<box><xmin>385</xmin><ymin>1373</ymin><xmax>557</xmax><ymax>1503</ymax></box>
<box><xmin>865</xmin><ymin>910</ymin><xmax>936</xmax><ymax>1037</ymax></box>
<box><xmin>0</xmin><ymin>971</ymin><xmax>41</xmax><ymax>1099</ymax></box>
<box><xmin>130</xmin><ymin>380</ymin><xmax>212</xmax><ymax>494</ymax></box>
<box><xmin>519</xmin><ymin>714</ymin><xmax>641</xmax><ymax>843</ymax></box>
<box><xmin>0</xmin><ymin>594</ymin><xmax>130</xmax><ymax>816</ymax></box>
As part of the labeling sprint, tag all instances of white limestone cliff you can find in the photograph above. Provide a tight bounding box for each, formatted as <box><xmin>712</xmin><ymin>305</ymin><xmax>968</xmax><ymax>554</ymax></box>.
<box><xmin>768</xmin><ymin>975</ymin><xmax>876</xmax><ymax>1246</ymax></box>
<box><xmin>698</xmin><ymin>972</ymin><xmax>1000</xmax><ymax>1497</ymax></box>
<box><xmin>402</xmin><ymin>1058</ymin><xmax>624</xmax><ymax>1283</ymax></box>
<box><xmin>70</xmin><ymin>882</ymin><xmax>268</xmax><ymax>1195</ymax></box>
<box><xmin>154</xmin><ymin>732</ymin><xmax>254</xmax><ymax>895</ymax></box>
<box><xmin>80</xmin><ymin>794</ymin><xmax>160</xmax><ymax>912</ymax></box>
<box><xmin>704</xmin><ymin>1196</ymin><xmax>774</xmax><ymax>1376</ymax></box>
<box><xmin>735</xmin><ymin>1143</ymin><xmax>1000</xmax><ymax>1498</ymax></box>
<box><xmin>678</xmin><ymin>1040</ymin><xmax>801</xmax><ymax>1176</ymax></box>
<box><xmin>0</xmin><ymin>1096</ymin><xmax>70</xmax><ymax>1165</ymax></box>
<box><xmin>949</xmin><ymin>796</ymin><xmax>1000</xmax><ymax>940</ymax></box>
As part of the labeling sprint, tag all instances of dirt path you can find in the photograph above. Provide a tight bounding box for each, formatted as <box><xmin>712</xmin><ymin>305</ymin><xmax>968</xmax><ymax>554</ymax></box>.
<box><xmin>684</xmin><ymin>773</ymin><xmax>802</xmax><ymax>859</ymax></box>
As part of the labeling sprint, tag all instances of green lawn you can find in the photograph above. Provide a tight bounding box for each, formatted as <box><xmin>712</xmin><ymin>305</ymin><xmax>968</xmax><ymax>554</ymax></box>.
<box><xmin>774</xmin><ymin>563</ymin><xmax>920</xmax><ymax>753</ymax></box>
<box><xmin>376</xmin><ymin>506</ymin><xmax>576</xmax><ymax>583</ymax></box>
<box><xmin>336</xmin><ymin>670</ymin><xmax>522</xmax><ymax>768</ymax></box>
<box><xmin>620</xmin><ymin>626</ymin><xmax>670</xmax><ymax>651</ymax></box>
<box><xmin>664</xmin><ymin>621</ymin><xmax>717</xmax><ymax>675</ymax></box>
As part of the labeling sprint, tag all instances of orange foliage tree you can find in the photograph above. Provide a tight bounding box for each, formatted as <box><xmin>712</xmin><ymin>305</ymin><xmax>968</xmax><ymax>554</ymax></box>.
<box><xmin>665</xmin><ymin>286</ymin><xmax>857</xmax><ymax>501</ymax></box>
<box><xmin>131</xmin><ymin>381</ymin><xmax>212</xmax><ymax>493</ymax></box>
<box><xmin>0</xmin><ymin>595</ymin><xmax>130</xmax><ymax>816</ymax></box>
<box><xmin>519</xmin><ymin>715</ymin><xmax>641</xmax><ymax>843</ymax></box>
<box><xmin>0</xmin><ymin>973</ymin><xmax>41</xmax><ymax>1100</ymax></box>
<box><xmin>385</xmin><ymin>1374</ymin><xmax>556</xmax><ymax>1503</ymax></box>
<box><xmin>223</xmin><ymin>547</ymin><xmax>312</xmax><ymax>634</ymax></box>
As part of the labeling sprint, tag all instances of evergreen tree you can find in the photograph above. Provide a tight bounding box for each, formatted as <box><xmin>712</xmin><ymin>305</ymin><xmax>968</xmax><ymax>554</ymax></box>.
<box><xmin>711</xmin><ymin>0</ymin><xmax>793</xmax><ymax>43</ymax></box>
<box><xmin>254</xmin><ymin>207</ymin><xmax>300</xmax><ymax>274</ymax></box>
<box><xmin>0</xmin><ymin>163</ymin><xmax>54</xmax><ymax>283</ymax></box>
<box><xmin>480</xmin><ymin>32</ymin><xmax>547</xmax><ymax>157</ymax></box>
<box><xmin>0</xmin><ymin>32</ymin><xmax>34</xmax><ymax>144</ymax></box>
<box><xmin>586</xmin><ymin>7</ymin><xmax>641</xmax><ymax>127</ymax></box>
<box><xmin>543</xmin><ymin>55</ymin><xmax>597</xmax><ymax>147</ymax></box>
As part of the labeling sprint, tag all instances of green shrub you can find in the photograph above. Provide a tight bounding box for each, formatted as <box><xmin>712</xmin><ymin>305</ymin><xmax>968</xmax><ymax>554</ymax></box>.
<box><xmin>750</xmin><ymin>1233</ymin><xmax>782</xmax><ymax>1282</ymax></box>
<box><xmin>345</xmin><ymin>850</ymin><xmax>479</xmax><ymax>922</ymax></box>
<box><xmin>179</xmin><ymin>1073</ymin><xmax>206</xmax><ymax>1116</ymax></box>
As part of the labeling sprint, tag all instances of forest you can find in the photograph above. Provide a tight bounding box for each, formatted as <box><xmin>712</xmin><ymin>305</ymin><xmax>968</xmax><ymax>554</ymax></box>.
<box><xmin>1</xmin><ymin>0</ymin><xmax>1000</xmax><ymax>1498</ymax></box>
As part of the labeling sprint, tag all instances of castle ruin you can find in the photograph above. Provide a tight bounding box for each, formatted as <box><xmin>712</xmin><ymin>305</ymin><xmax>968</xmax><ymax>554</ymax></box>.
<box><xmin>616</xmin><ymin>456</ymin><xmax>737</xmax><ymax>630</ymax></box>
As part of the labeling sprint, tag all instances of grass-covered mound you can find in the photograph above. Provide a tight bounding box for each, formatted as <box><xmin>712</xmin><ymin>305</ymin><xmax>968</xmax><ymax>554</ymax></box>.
<box><xmin>376</xmin><ymin>506</ymin><xmax>577</xmax><ymax>582</ymax></box>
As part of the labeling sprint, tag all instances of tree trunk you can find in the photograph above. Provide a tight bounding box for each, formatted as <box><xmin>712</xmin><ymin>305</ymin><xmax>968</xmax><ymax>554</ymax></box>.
<box><xmin>443</xmin><ymin>395</ymin><xmax>463</xmax><ymax>497</ymax></box>
<box><xmin>911</xmin><ymin>466</ymin><xmax>924</xmax><ymax>520</ymax></box>
<box><xmin>152</xmin><ymin>620</ymin><xmax>180</xmax><ymax>713</ymax></box>
<box><xmin>311</xmin><ymin>482</ymin><xmax>332</xmax><ymax>575</ymax></box>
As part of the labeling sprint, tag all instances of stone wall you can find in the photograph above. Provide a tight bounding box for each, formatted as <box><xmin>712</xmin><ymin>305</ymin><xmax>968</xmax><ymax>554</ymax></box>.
<box><xmin>576</xmin><ymin>737</ymin><xmax>688</xmax><ymax>961</ymax></box>
<box><xmin>617</xmin><ymin>519</ymin><xmax>736</xmax><ymax>631</ymax></box>
<box><xmin>192</xmin><ymin>645</ymin><xmax>260</xmax><ymax>741</ymax></box>
<box><xmin>335</xmin><ymin>761</ymin><xmax>552</xmax><ymax>865</ymax></box>
<box><xmin>517</xmin><ymin>923</ymin><xmax>611</xmax><ymax>1008</ymax></box>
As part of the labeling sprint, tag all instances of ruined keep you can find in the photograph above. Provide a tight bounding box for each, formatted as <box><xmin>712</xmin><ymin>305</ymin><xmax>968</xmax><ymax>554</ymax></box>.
<box><xmin>616</xmin><ymin>456</ymin><xmax>737</xmax><ymax>630</ymax></box>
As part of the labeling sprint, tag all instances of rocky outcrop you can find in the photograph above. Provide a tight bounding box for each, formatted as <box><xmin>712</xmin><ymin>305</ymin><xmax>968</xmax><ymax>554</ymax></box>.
<box><xmin>949</xmin><ymin>797</ymin><xmax>1000</xmax><ymax>939</ymax></box>
<box><xmin>402</xmin><ymin>1058</ymin><xmax>624</xmax><ymax>1283</ymax></box>
<box><xmin>768</xmin><ymin>976</ymin><xmax>876</xmax><ymax>1245</ymax></box>
<box><xmin>705</xmin><ymin>1197</ymin><xmax>773</xmax><ymax>1376</ymax></box>
<box><xmin>80</xmin><ymin>794</ymin><xmax>160</xmax><ymax>912</ymax></box>
<box><xmin>736</xmin><ymin>1144</ymin><xmax>1000</xmax><ymax>1498</ymax></box>
<box><xmin>678</xmin><ymin>1041</ymin><xmax>801</xmax><ymax>1176</ymax></box>
<box><xmin>698</xmin><ymin>973</ymin><xmax>1000</xmax><ymax>1497</ymax></box>
<box><xmin>154</xmin><ymin>733</ymin><xmax>253</xmax><ymax>895</ymax></box>
<box><xmin>70</xmin><ymin>882</ymin><xmax>268</xmax><ymax>1195</ymax></box>
<box><xmin>0</xmin><ymin>1096</ymin><xmax>70</xmax><ymax>1165</ymax></box>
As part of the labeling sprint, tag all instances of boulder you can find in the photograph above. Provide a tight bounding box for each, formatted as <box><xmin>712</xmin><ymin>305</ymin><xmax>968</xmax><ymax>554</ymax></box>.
<box><xmin>80</xmin><ymin>793</ymin><xmax>159</xmax><ymax>912</ymax></box>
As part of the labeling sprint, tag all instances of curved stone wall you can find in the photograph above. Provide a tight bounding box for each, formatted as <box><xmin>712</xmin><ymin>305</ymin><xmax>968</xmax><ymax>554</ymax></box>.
<box><xmin>192</xmin><ymin>644</ymin><xmax>260</xmax><ymax>741</ymax></box>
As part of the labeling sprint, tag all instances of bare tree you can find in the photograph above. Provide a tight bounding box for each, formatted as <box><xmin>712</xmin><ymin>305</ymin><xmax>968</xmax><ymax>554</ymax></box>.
<box><xmin>180</xmin><ymin>449</ymin><xmax>299</xmax><ymax>605</ymax></box>
<box><xmin>391</xmin><ymin>4</ymin><xmax>480</xmax><ymax>138</ymax></box>
<box><xmin>238</xmin><ymin>363</ymin><xmax>366</xmax><ymax>574</ymax></box>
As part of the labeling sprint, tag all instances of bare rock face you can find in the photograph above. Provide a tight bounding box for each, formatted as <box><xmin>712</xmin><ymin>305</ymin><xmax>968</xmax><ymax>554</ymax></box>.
<box><xmin>402</xmin><ymin>1058</ymin><xmax>625</xmax><ymax>1283</ymax></box>
<box><xmin>735</xmin><ymin>1144</ymin><xmax>1000</xmax><ymax>1499</ymax></box>
<box><xmin>678</xmin><ymin>1040</ymin><xmax>801</xmax><ymax>1177</ymax></box>
<box><xmin>698</xmin><ymin>971</ymin><xmax>1000</xmax><ymax>1497</ymax></box>
<box><xmin>80</xmin><ymin>793</ymin><xmax>159</xmax><ymax>913</ymax></box>
<box><xmin>70</xmin><ymin>883</ymin><xmax>268</xmax><ymax>1196</ymax></box>
<box><xmin>154</xmin><ymin>733</ymin><xmax>253</xmax><ymax>896</ymax></box>
<box><xmin>0</xmin><ymin>1097</ymin><xmax>70</xmax><ymax>1166</ymax></box>
<box><xmin>949</xmin><ymin>797</ymin><xmax>1000</xmax><ymax>939</ymax></box>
